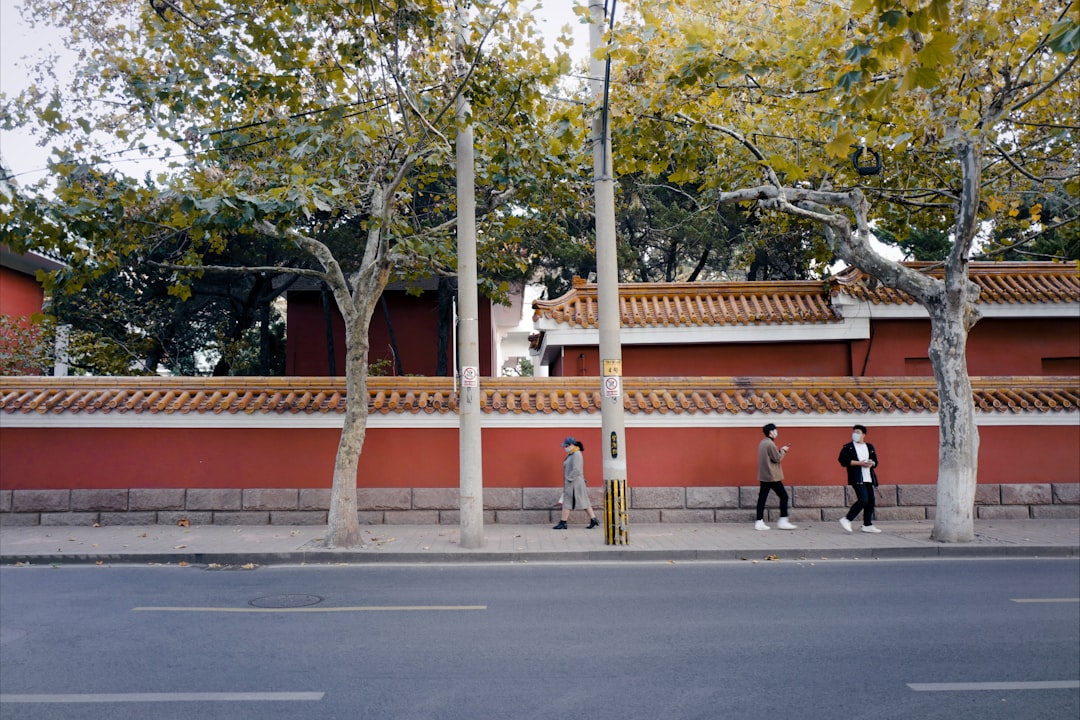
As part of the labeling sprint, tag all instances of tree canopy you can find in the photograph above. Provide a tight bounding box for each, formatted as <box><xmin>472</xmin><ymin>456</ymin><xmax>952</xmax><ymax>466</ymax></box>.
<box><xmin>1</xmin><ymin>0</ymin><xmax>591</xmax><ymax>373</ymax></box>
<box><xmin>605</xmin><ymin>0</ymin><xmax>1077</xmax><ymax>264</ymax></box>
<box><xmin>602</xmin><ymin>0</ymin><xmax>1078</xmax><ymax>543</ymax></box>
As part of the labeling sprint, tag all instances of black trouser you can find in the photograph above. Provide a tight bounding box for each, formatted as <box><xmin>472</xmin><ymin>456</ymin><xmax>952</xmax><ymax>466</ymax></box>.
<box><xmin>845</xmin><ymin>482</ymin><xmax>876</xmax><ymax>524</ymax></box>
<box><xmin>756</xmin><ymin>482</ymin><xmax>789</xmax><ymax>521</ymax></box>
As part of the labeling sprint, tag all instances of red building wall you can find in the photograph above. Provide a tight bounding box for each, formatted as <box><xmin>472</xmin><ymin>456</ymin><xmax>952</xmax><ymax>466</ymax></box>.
<box><xmin>851</xmin><ymin>318</ymin><xmax>1080</xmax><ymax>377</ymax></box>
<box><xmin>286</xmin><ymin>290</ymin><xmax>493</xmax><ymax>377</ymax></box>
<box><xmin>2</xmin><ymin>423</ymin><xmax>1076</xmax><ymax>491</ymax></box>
<box><xmin>553</xmin><ymin>316</ymin><xmax>1078</xmax><ymax>379</ymax></box>
<box><xmin>562</xmin><ymin>342</ymin><xmax>852</xmax><ymax>377</ymax></box>
<box><xmin>0</xmin><ymin>266</ymin><xmax>46</xmax><ymax>320</ymax></box>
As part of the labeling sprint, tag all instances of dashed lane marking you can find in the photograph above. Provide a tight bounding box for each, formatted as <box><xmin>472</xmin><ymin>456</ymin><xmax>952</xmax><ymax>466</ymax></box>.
<box><xmin>1</xmin><ymin>692</ymin><xmax>325</xmax><ymax>703</ymax></box>
<box><xmin>133</xmin><ymin>605</ymin><xmax>487</xmax><ymax>613</ymax></box>
<box><xmin>908</xmin><ymin>681</ymin><xmax>1080</xmax><ymax>692</ymax></box>
<box><xmin>1011</xmin><ymin>598</ymin><xmax>1080</xmax><ymax>603</ymax></box>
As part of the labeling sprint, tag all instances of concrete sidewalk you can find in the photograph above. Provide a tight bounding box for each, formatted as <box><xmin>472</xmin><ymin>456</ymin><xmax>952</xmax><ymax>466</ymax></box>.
<box><xmin>1</xmin><ymin>519</ymin><xmax>1077</xmax><ymax>565</ymax></box>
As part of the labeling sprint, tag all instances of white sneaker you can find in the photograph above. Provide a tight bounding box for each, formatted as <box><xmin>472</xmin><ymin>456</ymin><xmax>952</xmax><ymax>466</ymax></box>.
<box><xmin>777</xmin><ymin>517</ymin><xmax>797</xmax><ymax>530</ymax></box>
<box><xmin>839</xmin><ymin>517</ymin><xmax>853</xmax><ymax>533</ymax></box>
<box><xmin>861</xmin><ymin>525</ymin><xmax>883</xmax><ymax>533</ymax></box>
<box><xmin>754</xmin><ymin>520</ymin><xmax>770</xmax><ymax>531</ymax></box>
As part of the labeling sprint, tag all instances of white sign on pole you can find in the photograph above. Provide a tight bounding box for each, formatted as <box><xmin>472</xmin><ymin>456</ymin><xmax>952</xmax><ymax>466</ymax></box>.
<box><xmin>461</xmin><ymin>366</ymin><xmax>479</xmax><ymax>388</ymax></box>
<box><xmin>603</xmin><ymin>375</ymin><xmax>620</xmax><ymax>398</ymax></box>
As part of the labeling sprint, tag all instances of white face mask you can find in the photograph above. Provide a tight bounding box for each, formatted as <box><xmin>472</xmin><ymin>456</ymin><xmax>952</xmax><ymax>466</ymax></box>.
<box><xmin>852</xmin><ymin>433</ymin><xmax>863</xmax><ymax>443</ymax></box>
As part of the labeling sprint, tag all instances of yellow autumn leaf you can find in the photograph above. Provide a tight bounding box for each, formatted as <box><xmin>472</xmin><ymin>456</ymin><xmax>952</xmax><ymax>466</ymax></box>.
<box><xmin>825</xmin><ymin>132</ymin><xmax>858</xmax><ymax>159</ymax></box>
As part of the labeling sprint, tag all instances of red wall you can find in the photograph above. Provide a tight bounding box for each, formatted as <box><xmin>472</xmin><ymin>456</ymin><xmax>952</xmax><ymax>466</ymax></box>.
<box><xmin>968</xmin><ymin>319</ymin><xmax>1080</xmax><ymax>375</ymax></box>
<box><xmin>853</xmin><ymin>318</ymin><xmax>1080</xmax><ymax>377</ymax></box>
<box><xmin>556</xmin><ymin>316</ymin><xmax>1079</xmax><ymax>379</ymax></box>
<box><xmin>563</xmin><ymin>342</ymin><xmax>852</xmax><ymax>377</ymax></box>
<box><xmin>0</xmin><ymin>266</ymin><xmax>46</xmax><ymax>319</ymax></box>
<box><xmin>287</xmin><ymin>290</ymin><xmax>493</xmax><ymax>377</ymax></box>
<box><xmin>2</xmin><ymin>423</ymin><xmax>1075</xmax><ymax>491</ymax></box>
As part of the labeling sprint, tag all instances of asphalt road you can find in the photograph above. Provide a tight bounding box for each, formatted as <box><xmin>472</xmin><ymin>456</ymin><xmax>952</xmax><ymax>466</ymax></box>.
<box><xmin>1</xmin><ymin>558</ymin><xmax>1077</xmax><ymax>720</ymax></box>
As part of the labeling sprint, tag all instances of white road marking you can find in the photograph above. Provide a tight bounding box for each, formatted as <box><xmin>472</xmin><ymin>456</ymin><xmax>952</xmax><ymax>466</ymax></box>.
<box><xmin>0</xmin><ymin>692</ymin><xmax>324</xmax><ymax>703</ymax></box>
<box><xmin>1011</xmin><ymin>598</ymin><xmax>1080</xmax><ymax>603</ymax></box>
<box><xmin>908</xmin><ymin>681</ymin><xmax>1080</xmax><ymax>692</ymax></box>
<box><xmin>132</xmin><ymin>605</ymin><xmax>487</xmax><ymax>613</ymax></box>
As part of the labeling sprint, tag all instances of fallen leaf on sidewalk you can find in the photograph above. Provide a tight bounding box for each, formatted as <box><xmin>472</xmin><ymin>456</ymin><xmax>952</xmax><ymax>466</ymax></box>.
<box><xmin>178</xmin><ymin>561</ymin><xmax>189</xmax><ymax>567</ymax></box>
<box><xmin>95</xmin><ymin>561</ymin><xmax>104</xmax><ymax>566</ymax></box>
<box><xmin>764</xmin><ymin>554</ymin><xmax>780</xmax><ymax>561</ymax></box>
<box><xmin>173</xmin><ymin>545</ymin><xmax>187</xmax><ymax>549</ymax></box>
<box><xmin>241</xmin><ymin>563</ymin><xmax>257</xmax><ymax>569</ymax></box>
<box><xmin>177</xmin><ymin>519</ymin><xmax>190</xmax><ymax>527</ymax></box>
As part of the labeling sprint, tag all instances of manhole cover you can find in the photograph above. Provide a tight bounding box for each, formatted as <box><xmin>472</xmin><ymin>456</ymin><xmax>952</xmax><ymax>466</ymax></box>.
<box><xmin>249</xmin><ymin>594</ymin><xmax>324</xmax><ymax>609</ymax></box>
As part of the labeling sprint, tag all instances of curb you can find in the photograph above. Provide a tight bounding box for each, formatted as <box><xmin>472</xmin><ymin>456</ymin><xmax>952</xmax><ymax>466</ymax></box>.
<box><xmin>2</xmin><ymin>544</ymin><xmax>1075</xmax><ymax>566</ymax></box>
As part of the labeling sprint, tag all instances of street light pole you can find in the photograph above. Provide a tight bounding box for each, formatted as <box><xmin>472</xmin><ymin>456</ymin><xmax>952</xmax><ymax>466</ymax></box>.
<box><xmin>455</xmin><ymin>1</ymin><xmax>483</xmax><ymax>549</ymax></box>
<box><xmin>588</xmin><ymin>0</ymin><xmax>628</xmax><ymax>544</ymax></box>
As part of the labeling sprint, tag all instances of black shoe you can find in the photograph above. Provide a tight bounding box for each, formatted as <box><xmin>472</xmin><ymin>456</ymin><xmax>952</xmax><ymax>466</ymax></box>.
<box><xmin>587</xmin><ymin>518</ymin><xmax>600</xmax><ymax>529</ymax></box>
<box><xmin>553</xmin><ymin>521</ymin><xmax>568</xmax><ymax>530</ymax></box>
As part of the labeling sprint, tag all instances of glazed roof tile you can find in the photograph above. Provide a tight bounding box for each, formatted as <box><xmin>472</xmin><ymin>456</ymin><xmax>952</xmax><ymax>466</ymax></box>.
<box><xmin>532</xmin><ymin>262</ymin><xmax>1079</xmax><ymax>328</ymax></box>
<box><xmin>832</xmin><ymin>261</ymin><xmax>1080</xmax><ymax>305</ymax></box>
<box><xmin>533</xmin><ymin>277</ymin><xmax>840</xmax><ymax>328</ymax></box>
<box><xmin>2</xmin><ymin>376</ymin><xmax>1076</xmax><ymax>418</ymax></box>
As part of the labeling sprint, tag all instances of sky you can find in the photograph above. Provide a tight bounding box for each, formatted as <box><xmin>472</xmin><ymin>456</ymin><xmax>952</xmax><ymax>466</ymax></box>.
<box><xmin>0</xmin><ymin>1</ymin><xmax>592</xmax><ymax>183</ymax></box>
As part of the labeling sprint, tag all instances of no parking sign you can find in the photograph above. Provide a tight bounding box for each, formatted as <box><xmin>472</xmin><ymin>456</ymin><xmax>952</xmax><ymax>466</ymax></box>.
<box><xmin>603</xmin><ymin>375</ymin><xmax>620</xmax><ymax>398</ymax></box>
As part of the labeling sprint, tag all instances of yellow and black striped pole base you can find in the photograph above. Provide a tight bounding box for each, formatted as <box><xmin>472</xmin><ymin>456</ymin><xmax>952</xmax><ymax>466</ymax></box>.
<box><xmin>604</xmin><ymin>478</ymin><xmax>629</xmax><ymax>545</ymax></box>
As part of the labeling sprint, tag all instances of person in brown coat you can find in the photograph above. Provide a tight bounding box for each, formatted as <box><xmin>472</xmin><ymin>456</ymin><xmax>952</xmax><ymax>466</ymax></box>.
<box><xmin>755</xmin><ymin>423</ymin><xmax>797</xmax><ymax>530</ymax></box>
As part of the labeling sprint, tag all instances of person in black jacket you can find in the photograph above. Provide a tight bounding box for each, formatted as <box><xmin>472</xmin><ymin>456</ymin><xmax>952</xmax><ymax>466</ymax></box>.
<box><xmin>838</xmin><ymin>424</ymin><xmax>881</xmax><ymax>534</ymax></box>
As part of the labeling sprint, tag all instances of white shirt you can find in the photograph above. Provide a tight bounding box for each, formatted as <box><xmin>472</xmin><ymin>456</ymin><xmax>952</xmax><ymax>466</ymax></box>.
<box><xmin>854</xmin><ymin>442</ymin><xmax>872</xmax><ymax>483</ymax></box>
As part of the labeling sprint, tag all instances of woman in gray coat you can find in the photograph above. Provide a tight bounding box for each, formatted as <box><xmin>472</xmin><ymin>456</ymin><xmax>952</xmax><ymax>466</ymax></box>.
<box><xmin>553</xmin><ymin>436</ymin><xmax>599</xmax><ymax>530</ymax></box>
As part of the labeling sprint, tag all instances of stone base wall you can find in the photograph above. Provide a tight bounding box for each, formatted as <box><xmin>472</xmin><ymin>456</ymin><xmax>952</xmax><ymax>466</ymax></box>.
<box><xmin>1</xmin><ymin>484</ymin><xmax>1077</xmax><ymax>527</ymax></box>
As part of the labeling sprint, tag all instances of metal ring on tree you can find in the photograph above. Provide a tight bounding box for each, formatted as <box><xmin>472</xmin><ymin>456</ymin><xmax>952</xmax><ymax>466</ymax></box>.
<box><xmin>849</xmin><ymin>145</ymin><xmax>882</xmax><ymax>176</ymax></box>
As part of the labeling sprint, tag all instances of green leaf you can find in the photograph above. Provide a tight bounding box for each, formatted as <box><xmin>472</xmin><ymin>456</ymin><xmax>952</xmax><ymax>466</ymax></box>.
<box><xmin>836</xmin><ymin>70</ymin><xmax>863</xmax><ymax>92</ymax></box>
<box><xmin>918</xmin><ymin>32</ymin><xmax>957</xmax><ymax>67</ymax></box>
<box><xmin>901</xmin><ymin>65</ymin><xmax>941</xmax><ymax>91</ymax></box>
<box><xmin>875</xmin><ymin>36</ymin><xmax>907</xmax><ymax>59</ymax></box>
<box><xmin>880</xmin><ymin>10</ymin><xmax>905</xmax><ymax>28</ymax></box>
<box><xmin>845</xmin><ymin>43</ymin><xmax>873</xmax><ymax>62</ymax></box>
<box><xmin>1047</xmin><ymin>19</ymin><xmax>1080</xmax><ymax>53</ymax></box>
<box><xmin>928</xmin><ymin>0</ymin><xmax>951</xmax><ymax>24</ymax></box>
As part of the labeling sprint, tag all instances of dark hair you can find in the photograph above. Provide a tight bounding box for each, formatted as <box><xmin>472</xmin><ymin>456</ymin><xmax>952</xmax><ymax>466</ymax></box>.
<box><xmin>762</xmin><ymin>423</ymin><xmax>777</xmax><ymax>436</ymax></box>
<box><xmin>574</xmin><ymin>440</ymin><xmax>585</xmax><ymax>452</ymax></box>
<box><xmin>853</xmin><ymin>424</ymin><xmax>868</xmax><ymax>434</ymax></box>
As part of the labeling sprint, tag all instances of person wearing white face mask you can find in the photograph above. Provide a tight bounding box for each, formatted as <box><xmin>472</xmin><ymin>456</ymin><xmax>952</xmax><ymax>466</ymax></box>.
<box><xmin>838</xmin><ymin>424</ymin><xmax>881</xmax><ymax>533</ymax></box>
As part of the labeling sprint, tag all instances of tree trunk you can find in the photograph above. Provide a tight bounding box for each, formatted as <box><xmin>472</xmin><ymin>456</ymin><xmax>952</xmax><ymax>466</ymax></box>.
<box><xmin>324</xmin><ymin>312</ymin><xmax>373</xmax><ymax>548</ymax></box>
<box><xmin>928</xmin><ymin>299</ymin><xmax>979</xmax><ymax>542</ymax></box>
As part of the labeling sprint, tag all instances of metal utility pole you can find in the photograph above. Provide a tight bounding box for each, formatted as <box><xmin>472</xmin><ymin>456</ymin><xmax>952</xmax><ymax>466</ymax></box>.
<box><xmin>588</xmin><ymin>0</ymin><xmax>628</xmax><ymax>544</ymax></box>
<box><xmin>455</xmin><ymin>2</ymin><xmax>484</xmax><ymax>549</ymax></box>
